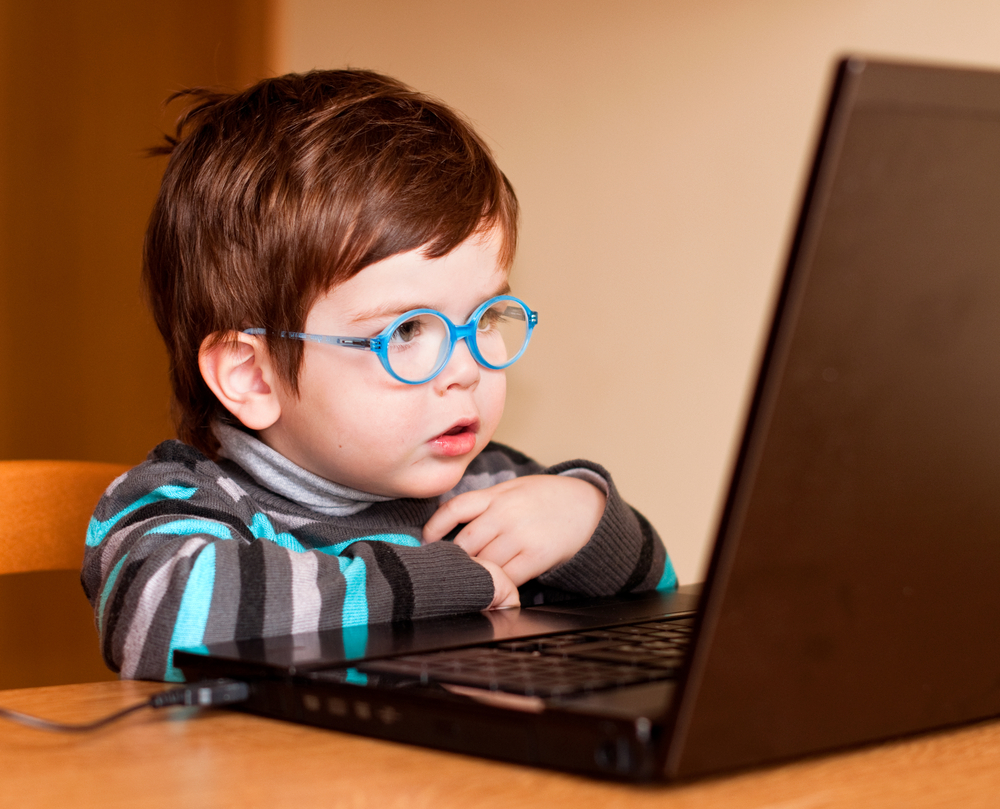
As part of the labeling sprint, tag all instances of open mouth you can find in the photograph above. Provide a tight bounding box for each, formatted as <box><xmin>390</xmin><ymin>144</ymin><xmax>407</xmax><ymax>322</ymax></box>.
<box><xmin>439</xmin><ymin>418</ymin><xmax>478</xmax><ymax>438</ymax></box>
<box><xmin>431</xmin><ymin>420</ymin><xmax>479</xmax><ymax>456</ymax></box>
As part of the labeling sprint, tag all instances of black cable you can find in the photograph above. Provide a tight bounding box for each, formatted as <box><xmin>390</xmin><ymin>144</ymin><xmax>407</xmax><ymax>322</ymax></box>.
<box><xmin>0</xmin><ymin>678</ymin><xmax>250</xmax><ymax>733</ymax></box>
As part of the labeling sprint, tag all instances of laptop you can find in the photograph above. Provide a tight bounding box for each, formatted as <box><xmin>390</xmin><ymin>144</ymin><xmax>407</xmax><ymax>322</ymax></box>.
<box><xmin>176</xmin><ymin>56</ymin><xmax>1000</xmax><ymax>781</ymax></box>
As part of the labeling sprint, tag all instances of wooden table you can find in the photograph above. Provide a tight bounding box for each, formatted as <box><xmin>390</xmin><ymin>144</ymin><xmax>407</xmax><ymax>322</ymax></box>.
<box><xmin>2</xmin><ymin>680</ymin><xmax>999</xmax><ymax>808</ymax></box>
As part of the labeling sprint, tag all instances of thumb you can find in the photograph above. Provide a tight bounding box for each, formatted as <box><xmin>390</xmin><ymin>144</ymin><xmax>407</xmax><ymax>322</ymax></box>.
<box><xmin>474</xmin><ymin>558</ymin><xmax>520</xmax><ymax>609</ymax></box>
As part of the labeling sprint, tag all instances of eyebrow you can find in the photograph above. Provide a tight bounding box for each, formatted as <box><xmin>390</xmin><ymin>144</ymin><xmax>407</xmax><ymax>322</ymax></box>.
<box><xmin>349</xmin><ymin>279</ymin><xmax>512</xmax><ymax>325</ymax></box>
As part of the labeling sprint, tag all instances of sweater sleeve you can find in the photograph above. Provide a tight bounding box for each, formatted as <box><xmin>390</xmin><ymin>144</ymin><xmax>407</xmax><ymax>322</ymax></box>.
<box><xmin>536</xmin><ymin>459</ymin><xmax>677</xmax><ymax>597</ymax></box>
<box><xmin>460</xmin><ymin>444</ymin><xmax>677</xmax><ymax>601</ymax></box>
<box><xmin>81</xmin><ymin>442</ymin><xmax>494</xmax><ymax>682</ymax></box>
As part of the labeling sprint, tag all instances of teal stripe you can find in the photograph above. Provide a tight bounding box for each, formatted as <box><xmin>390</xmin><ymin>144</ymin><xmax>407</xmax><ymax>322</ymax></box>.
<box><xmin>248</xmin><ymin>513</ymin><xmax>307</xmax><ymax>552</ymax></box>
<box><xmin>164</xmin><ymin>544</ymin><xmax>217</xmax><ymax>682</ymax></box>
<box><xmin>145</xmin><ymin>519</ymin><xmax>232</xmax><ymax>540</ymax></box>
<box><xmin>342</xmin><ymin>623</ymin><xmax>368</xmax><ymax>660</ymax></box>
<box><xmin>97</xmin><ymin>556</ymin><xmax>128</xmax><ymax>636</ymax></box>
<box><xmin>656</xmin><ymin>557</ymin><xmax>678</xmax><ymax>592</ymax></box>
<box><xmin>344</xmin><ymin>668</ymin><xmax>368</xmax><ymax>685</ymax></box>
<box><xmin>317</xmin><ymin>533</ymin><xmax>421</xmax><ymax>556</ymax></box>
<box><xmin>86</xmin><ymin>485</ymin><xmax>198</xmax><ymax>547</ymax></box>
<box><xmin>337</xmin><ymin>556</ymin><xmax>368</xmax><ymax>627</ymax></box>
<box><xmin>343</xmin><ymin>625</ymin><xmax>370</xmax><ymax>683</ymax></box>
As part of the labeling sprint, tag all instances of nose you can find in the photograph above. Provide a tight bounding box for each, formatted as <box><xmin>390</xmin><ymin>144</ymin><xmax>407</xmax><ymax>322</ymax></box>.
<box><xmin>432</xmin><ymin>336</ymin><xmax>480</xmax><ymax>394</ymax></box>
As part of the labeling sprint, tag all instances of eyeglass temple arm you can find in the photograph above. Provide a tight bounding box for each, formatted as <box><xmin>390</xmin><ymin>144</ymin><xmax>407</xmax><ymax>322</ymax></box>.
<box><xmin>498</xmin><ymin>306</ymin><xmax>536</xmax><ymax>325</ymax></box>
<box><xmin>242</xmin><ymin>329</ymin><xmax>383</xmax><ymax>351</ymax></box>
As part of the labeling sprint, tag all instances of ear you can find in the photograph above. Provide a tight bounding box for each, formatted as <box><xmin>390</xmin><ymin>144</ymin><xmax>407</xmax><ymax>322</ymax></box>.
<box><xmin>198</xmin><ymin>331</ymin><xmax>283</xmax><ymax>431</ymax></box>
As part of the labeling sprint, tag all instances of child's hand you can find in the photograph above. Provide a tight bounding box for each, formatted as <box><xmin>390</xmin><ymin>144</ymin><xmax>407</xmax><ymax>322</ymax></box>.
<box><xmin>473</xmin><ymin>557</ymin><xmax>521</xmax><ymax>609</ymax></box>
<box><xmin>424</xmin><ymin>475</ymin><xmax>606</xmax><ymax>587</ymax></box>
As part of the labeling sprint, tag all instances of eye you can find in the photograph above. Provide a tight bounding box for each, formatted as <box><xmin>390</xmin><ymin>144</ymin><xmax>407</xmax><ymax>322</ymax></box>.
<box><xmin>478</xmin><ymin>303</ymin><xmax>524</xmax><ymax>331</ymax></box>
<box><xmin>477</xmin><ymin>306</ymin><xmax>504</xmax><ymax>331</ymax></box>
<box><xmin>391</xmin><ymin>318</ymin><xmax>422</xmax><ymax>344</ymax></box>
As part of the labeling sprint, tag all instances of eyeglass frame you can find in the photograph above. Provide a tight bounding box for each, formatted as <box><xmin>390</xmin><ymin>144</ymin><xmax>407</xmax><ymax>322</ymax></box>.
<box><xmin>243</xmin><ymin>294</ymin><xmax>538</xmax><ymax>385</ymax></box>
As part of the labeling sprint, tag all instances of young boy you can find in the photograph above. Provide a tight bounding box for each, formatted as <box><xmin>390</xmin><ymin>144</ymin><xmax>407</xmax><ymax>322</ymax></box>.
<box><xmin>83</xmin><ymin>69</ymin><xmax>676</xmax><ymax>682</ymax></box>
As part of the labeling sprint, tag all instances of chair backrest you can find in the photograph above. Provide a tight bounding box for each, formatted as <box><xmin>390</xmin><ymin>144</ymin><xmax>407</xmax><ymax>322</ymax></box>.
<box><xmin>0</xmin><ymin>460</ymin><xmax>130</xmax><ymax>575</ymax></box>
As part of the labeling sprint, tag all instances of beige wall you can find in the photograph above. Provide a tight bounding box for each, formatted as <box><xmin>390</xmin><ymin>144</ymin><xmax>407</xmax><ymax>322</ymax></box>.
<box><xmin>280</xmin><ymin>0</ymin><xmax>1000</xmax><ymax>583</ymax></box>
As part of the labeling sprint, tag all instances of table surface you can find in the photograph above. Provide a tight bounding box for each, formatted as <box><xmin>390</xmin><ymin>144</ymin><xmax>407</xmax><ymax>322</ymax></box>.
<box><xmin>2</xmin><ymin>680</ymin><xmax>1000</xmax><ymax>809</ymax></box>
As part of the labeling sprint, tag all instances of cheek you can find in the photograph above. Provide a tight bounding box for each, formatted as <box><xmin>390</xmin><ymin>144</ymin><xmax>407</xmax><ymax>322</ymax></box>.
<box><xmin>294</xmin><ymin>357</ymin><xmax>389</xmax><ymax>436</ymax></box>
<box><xmin>480</xmin><ymin>371</ymin><xmax>507</xmax><ymax>427</ymax></box>
<box><xmin>335</xmin><ymin>377</ymin><xmax>430</xmax><ymax>450</ymax></box>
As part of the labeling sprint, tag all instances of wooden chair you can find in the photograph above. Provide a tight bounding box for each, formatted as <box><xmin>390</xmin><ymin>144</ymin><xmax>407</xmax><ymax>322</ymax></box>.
<box><xmin>0</xmin><ymin>460</ymin><xmax>130</xmax><ymax>689</ymax></box>
<box><xmin>0</xmin><ymin>460</ymin><xmax>129</xmax><ymax>575</ymax></box>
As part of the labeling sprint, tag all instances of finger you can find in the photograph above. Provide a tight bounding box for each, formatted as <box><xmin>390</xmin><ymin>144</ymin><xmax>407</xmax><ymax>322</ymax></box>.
<box><xmin>493</xmin><ymin>586</ymin><xmax>520</xmax><ymax>610</ymax></box>
<box><xmin>499</xmin><ymin>551</ymin><xmax>551</xmax><ymax>588</ymax></box>
<box><xmin>465</xmin><ymin>530</ymin><xmax>519</xmax><ymax>568</ymax></box>
<box><xmin>452</xmin><ymin>507</ymin><xmax>506</xmax><ymax>557</ymax></box>
<box><xmin>423</xmin><ymin>490</ymin><xmax>491</xmax><ymax>542</ymax></box>
<box><xmin>473</xmin><ymin>558</ymin><xmax>520</xmax><ymax>609</ymax></box>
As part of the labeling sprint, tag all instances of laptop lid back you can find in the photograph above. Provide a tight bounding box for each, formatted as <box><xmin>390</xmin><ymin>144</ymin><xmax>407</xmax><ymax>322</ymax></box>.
<box><xmin>665</xmin><ymin>57</ymin><xmax>1000</xmax><ymax>779</ymax></box>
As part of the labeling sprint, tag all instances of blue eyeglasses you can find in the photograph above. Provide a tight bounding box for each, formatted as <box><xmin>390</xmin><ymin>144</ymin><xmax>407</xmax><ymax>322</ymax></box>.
<box><xmin>245</xmin><ymin>295</ymin><xmax>538</xmax><ymax>385</ymax></box>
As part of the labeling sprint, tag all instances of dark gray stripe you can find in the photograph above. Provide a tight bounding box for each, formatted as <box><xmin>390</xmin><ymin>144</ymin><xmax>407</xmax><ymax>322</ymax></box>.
<box><xmin>235</xmin><ymin>540</ymin><xmax>267</xmax><ymax>639</ymax></box>
<box><xmin>260</xmin><ymin>541</ymin><xmax>294</xmax><ymax>637</ymax></box>
<box><xmin>203</xmin><ymin>539</ymin><xmax>242</xmax><ymax>643</ymax></box>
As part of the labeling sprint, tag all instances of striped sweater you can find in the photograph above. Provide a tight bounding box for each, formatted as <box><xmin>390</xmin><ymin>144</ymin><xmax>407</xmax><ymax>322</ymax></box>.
<box><xmin>82</xmin><ymin>437</ymin><xmax>676</xmax><ymax>681</ymax></box>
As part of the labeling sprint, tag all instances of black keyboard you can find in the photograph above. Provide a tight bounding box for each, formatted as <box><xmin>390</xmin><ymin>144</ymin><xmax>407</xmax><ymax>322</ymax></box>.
<box><xmin>353</xmin><ymin>617</ymin><xmax>694</xmax><ymax>698</ymax></box>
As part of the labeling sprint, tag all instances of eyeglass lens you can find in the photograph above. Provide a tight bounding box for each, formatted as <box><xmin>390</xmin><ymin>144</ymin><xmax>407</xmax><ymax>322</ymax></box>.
<box><xmin>476</xmin><ymin>299</ymin><xmax>529</xmax><ymax>366</ymax></box>
<box><xmin>385</xmin><ymin>300</ymin><xmax>530</xmax><ymax>382</ymax></box>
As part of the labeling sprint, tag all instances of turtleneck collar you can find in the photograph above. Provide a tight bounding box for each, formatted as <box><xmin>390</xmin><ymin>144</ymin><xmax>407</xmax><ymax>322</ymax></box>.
<box><xmin>214</xmin><ymin>422</ymin><xmax>394</xmax><ymax>516</ymax></box>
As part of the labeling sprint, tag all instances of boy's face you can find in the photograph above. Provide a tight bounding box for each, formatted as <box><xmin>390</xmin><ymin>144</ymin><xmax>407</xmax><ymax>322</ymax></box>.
<box><xmin>259</xmin><ymin>230</ymin><xmax>510</xmax><ymax>499</ymax></box>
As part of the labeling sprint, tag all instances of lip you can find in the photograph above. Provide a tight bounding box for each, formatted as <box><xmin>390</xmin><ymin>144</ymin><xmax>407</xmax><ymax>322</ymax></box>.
<box><xmin>429</xmin><ymin>418</ymin><xmax>480</xmax><ymax>457</ymax></box>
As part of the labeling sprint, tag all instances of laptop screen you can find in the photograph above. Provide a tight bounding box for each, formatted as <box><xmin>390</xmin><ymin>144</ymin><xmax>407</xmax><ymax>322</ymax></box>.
<box><xmin>670</xmin><ymin>58</ymin><xmax>1000</xmax><ymax>777</ymax></box>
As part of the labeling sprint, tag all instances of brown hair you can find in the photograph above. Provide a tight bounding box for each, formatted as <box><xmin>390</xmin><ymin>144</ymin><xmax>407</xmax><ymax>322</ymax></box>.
<box><xmin>144</xmin><ymin>69</ymin><xmax>518</xmax><ymax>457</ymax></box>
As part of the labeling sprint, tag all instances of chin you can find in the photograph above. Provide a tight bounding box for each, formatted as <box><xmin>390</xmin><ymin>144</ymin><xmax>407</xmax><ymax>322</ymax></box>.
<box><xmin>397</xmin><ymin>464</ymin><xmax>470</xmax><ymax>500</ymax></box>
<box><xmin>401</xmin><ymin>479</ymin><xmax>463</xmax><ymax>501</ymax></box>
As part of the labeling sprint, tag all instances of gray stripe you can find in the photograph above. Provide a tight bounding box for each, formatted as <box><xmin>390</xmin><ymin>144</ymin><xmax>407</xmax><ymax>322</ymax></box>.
<box><xmin>260</xmin><ymin>541</ymin><xmax>294</xmax><ymax>637</ymax></box>
<box><xmin>263</xmin><ymin>509</ymin><xmax>317</xmax><ymax>530</ymax></box>
<box><xmin>121</xmin><ymin>537</ymin><xmax>205</xmax><ymax>678</ymax></box>
<box><xmin>315</xmin><ymin>553</ymin><xmax>347</xmax><ymax>631</ymax></box>
<box><xmin>288</xmin><ymin>551</ymin><xmax>321</xmax><ymax>635</ymax></box>
<box><xmin>559</xmin><ymin>467</ymin><xmax>610</xmax><ymax>495</ymax></box>
<box><xmin>440</xmin><ymin>469</ymin><xmax>516</xmax><ymax>502</ymax></box>
<box><xmin>100</xmin><ymin>516</ymin><xmax>180</xmax><ymax>579</ymax></box>
<box><xmin>203</xmin><ymin>539</ymin><xmax>242</xmax><ymax>643</ymax></box>
<box><xmin>216</xmin><ymin>475</ymin><xmax>248</xmax><ymax>502</ymax></box>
